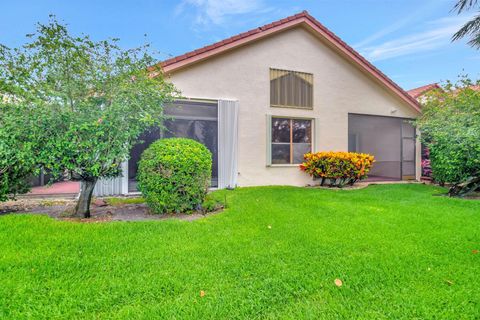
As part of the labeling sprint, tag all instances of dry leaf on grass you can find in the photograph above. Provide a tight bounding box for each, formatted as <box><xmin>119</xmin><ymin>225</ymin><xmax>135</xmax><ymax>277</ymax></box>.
<box><xmin>200</xmin><ymin>290</ymin><xmax>205</xmax><ymax>297</ymax></box>
<box><xmin>472</xmin><ymin>249</ymin><xmax>479</xmax><ymax>254</ymax></box>
<box><xmin>334</xmin><ymin>278</ymin><xmax>343</xmax><ymax>287</ymax></box>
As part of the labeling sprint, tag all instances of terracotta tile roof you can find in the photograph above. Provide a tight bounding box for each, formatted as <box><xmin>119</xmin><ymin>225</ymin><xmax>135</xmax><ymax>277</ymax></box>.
<box><xmin>159</xmin><ymin>10</ymin><xmax>421</xmax><ymax>113</ymax></box>
<box><xmin>408</xmin><ymin>83</ymin><xmax>480</xmax><ymax>102</ymax></box>
<box><xmin>407</xmin><ymin>83</ymin><xmax>441</xmax><ymax>99</ymax></box>
<box><xmin>160</xmin><ymin>11</ymin><xmax>307</xmax><ymax>69</ymax></box>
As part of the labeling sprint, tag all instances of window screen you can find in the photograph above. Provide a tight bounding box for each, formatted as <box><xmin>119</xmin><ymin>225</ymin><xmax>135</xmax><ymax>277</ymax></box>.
<box><xmin>348</xmin><ymin>114</ymin><xmax>416</xmax><ymax>180</ymax></box>
<box><xmin>270</xmin><ymin>68</ymin><xmax>313</xmax><ymax>109</ymax></box>
<box><xmin>271</xmin><ymin>117</ymin><xmax>312</xmax><ymax>164</ymax></box>
<box><xmin>128</xmin><ymin>100</ymin><xmax>219</xmax><ymax>191</ymax></box>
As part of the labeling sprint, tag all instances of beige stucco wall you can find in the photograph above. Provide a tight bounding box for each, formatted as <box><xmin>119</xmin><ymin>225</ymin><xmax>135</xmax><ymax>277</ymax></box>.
<box><xmin>167</xmin><ymin>26</ymin><xmax>421</xmax><ymax>187</ymax></box>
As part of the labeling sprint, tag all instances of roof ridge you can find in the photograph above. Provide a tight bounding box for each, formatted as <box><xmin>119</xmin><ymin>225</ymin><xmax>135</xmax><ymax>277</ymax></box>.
<box><xmin>159</xmin><ymin>11</ymin><xmax>421</xmax><ymax>112</ymax></box>
<box><xmin>408</xmin><ymin>83</ymin><xmax>440</xmax><ymax>91</ymax></box>
<box><xmin>160</xmin><ymin>11</ymin><xmax>309</xmax><ymax>67</ymax></box>
<box><xmin>298</xmin><ymin>11</ymin><xmax>420</xmax><ymax>108</ymax></box>
<box><xmin>407</xmin><ymin>83</ymin><xmax>441</xmax><ymax>99</ymax></box>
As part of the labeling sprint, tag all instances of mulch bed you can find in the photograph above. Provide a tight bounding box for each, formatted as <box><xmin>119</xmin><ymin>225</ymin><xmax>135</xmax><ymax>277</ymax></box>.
<box><xmin>0</xmin><ymin>198</ymin><xmax>222</xmax><ymax>222</ymax></box>
<box><xmin>306</xmin><ymin>180</ymin><xmax>418</xmax><ymax>190</ymax></box>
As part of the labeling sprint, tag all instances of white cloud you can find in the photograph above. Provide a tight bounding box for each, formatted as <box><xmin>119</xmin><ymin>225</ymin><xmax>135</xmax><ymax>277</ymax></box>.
<box><xmin>175</xmin><ymin>0</ymin><xmax>265</xmax><ymax>26</ymax></box>
<box><xmin>358</xmin><ymin>14</ymin><xmax>475</xmax><ymax>62</ymax></box>
<box><xmin>353</xmin><ymin>0</ymin><xmax>440</xmax><ymax>48</ymax></box>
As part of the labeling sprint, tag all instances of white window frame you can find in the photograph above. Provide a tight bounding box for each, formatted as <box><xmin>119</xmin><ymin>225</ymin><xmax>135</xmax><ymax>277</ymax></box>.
<box><xmin>266</xmin><ymin>115</ymin><xmax>317</xmax><ymax>167</ymax></box>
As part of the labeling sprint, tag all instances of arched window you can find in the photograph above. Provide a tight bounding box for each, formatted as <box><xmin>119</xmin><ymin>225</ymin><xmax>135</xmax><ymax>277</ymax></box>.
<box><xmin>270</xmin><ymin>68</ymin><xmax>313</xmax><ymax>109</ymax></box>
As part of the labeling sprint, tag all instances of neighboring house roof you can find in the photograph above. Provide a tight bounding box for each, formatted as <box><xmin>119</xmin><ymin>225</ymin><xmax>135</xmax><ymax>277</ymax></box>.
<box><xmin>407</xmin><ymin>83</ymin><xmax>441</xmax><ymax>99</ymax></box>
<box><xmin>408</xmin><ymin>83</ymin><xmax>480</xmax><ymax>101</ymax></box>
<box><xmin>159</xmin><ymin>11</ymin><xmax>421</xmax><ymax>113</ymax></box>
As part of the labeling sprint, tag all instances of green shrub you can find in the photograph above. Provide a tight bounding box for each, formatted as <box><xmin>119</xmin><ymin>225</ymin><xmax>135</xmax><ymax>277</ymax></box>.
<box><xmin>137</xmin><ymin>138</ymin><xmax>212</xmax><ymax>214</ymax></box>
<box><xmin>201</xmin><ymin>194</ymin><xmax>224</xmax><ymax>213</ymax></box>
<box><xmin>416</xmin><ymin>78</ymin><xmax>480</xmax><ymax>196</ymax></box>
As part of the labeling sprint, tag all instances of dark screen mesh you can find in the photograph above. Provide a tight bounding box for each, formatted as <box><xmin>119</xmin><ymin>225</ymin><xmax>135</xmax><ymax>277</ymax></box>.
<box><xmin>348</xmin><ymin>114</ymin><xmax>415</xmax><ymax>180</ymax></box>
<box><xmin>128</xmin><ymin>101</ymin><xmax>218</xmax><ymax>191</ymax></box>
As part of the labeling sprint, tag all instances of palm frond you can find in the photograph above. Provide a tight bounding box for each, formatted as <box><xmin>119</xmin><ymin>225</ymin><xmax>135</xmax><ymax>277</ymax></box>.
<box><xmin>467</xmin><ymin>33</ymin><xmax>480</xmax><ymax>48</ymax></box>
<box><xmin>452</xmin><ymin>14</ymin><xmax>480</xmax><ymax>47</ymax></box>
<box><xmin>453</xmin><ymin>0</ymin><xmax>479</xmax><ymax>13</ymax></box>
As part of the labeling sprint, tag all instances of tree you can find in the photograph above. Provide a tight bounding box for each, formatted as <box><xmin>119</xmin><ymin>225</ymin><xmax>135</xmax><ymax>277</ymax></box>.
<box><xmin>452</xmin><ymin>0</ymin><xmax>480</xmax><ymax>48</ymax></box>
<box><xmin>0</xmin><ymin>103</ymin><xmax>38</xmax><ymax>201</ymax></box>
<box><xmin>0</xmin><ymin>16</ymin><xmax>177</xmax><ymax>217</ymax></box>
<box><xmin>416</xmin><ymin>78</ymin><xmax>480</xmax><ymax>197</ymax></box>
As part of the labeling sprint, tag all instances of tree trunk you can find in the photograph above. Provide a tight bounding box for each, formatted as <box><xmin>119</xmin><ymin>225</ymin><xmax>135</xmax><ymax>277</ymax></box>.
<box><xmin>75</xmin><ymin>178</ymin><xmax>97</xmax><ymax>218</ymax></box>
<box><xmin>448</xmin><ymin>175</ymin><xmax>480</xmax><ymax>197</ymax></box>
<box><xmin>320</xmin><ymin>177</ymin><xmax>325</xmax><ymax>186</ymax></box>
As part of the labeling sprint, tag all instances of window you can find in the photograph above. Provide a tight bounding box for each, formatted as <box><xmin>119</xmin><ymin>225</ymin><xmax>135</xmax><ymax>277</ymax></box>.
<box><xmin>270</xmin><ymin>117</ymin><xmax>312</xmax><ymax>164</ymax></box>
<box><xmin>270</xmin><ymin>68</ymin><xmax>313</xmax><ymax>109</ymax></box>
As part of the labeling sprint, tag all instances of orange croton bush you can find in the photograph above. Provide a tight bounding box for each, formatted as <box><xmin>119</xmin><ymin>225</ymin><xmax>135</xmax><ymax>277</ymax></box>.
<box><xmin>300</xmin><ymin>151</ymin><xmax>375</xmax><ymax>187</ymax></box>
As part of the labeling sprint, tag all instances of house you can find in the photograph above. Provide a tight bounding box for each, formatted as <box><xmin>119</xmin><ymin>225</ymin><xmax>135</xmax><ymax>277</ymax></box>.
<box><xmin>93</xmin><ymin>11</ymin><xmax>422</xmax><ymax>196</ymax></box>
<box><xmin>407</xmin><ymin>83</ymin><xmax>441</xmax><ymax>102</ymax></box>
<box><xmin>408</xmin><ymin>83</ymin><xmax>480</xmax><ymax>101</ymax></box>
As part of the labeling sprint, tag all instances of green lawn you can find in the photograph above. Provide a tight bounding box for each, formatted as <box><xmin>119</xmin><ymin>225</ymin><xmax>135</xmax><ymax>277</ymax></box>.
<box><xmin>1</xmin><ymin>184</ymin><xmax>479</xmax><ymax>319</ymax></box>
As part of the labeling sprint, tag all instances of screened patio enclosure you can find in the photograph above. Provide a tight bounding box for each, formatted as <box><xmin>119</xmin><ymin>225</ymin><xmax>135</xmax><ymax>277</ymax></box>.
<box><xmin>348</xmin><ymin>114</ymin><xmax>416</xmax><ymax>181</ymax></box>
<box><xmin>128</xmin><ymin>100</ymin><xmax>219</xmax><ymax>192</ymax></box>
<box><xmin>92</xmin><ymin>99</ymin><xmax>238</xmax><ymax>197</ymax></box>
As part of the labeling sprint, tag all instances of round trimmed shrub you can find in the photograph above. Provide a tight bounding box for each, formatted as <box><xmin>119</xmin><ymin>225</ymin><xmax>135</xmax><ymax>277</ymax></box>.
<box><xmin>137</xmin><ymin>138</ymin><xmax>212</xmax><ymax>214</ymax></box>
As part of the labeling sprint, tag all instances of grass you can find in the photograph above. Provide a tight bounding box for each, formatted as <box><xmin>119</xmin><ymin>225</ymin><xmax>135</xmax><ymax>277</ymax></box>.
<box><xmin>39</xmin><ymin>200</ymin><xmax>69</xmax><ymax>207</ymax></box>
<box><xmin>103</xmin><ymin>196</ymin><xmax>145</xmax><ymax>206</ymax></box>
<box><xmin>1</xmin><ymin>184</ymin><xmax>479</xmax><ymax>319</ymax></box>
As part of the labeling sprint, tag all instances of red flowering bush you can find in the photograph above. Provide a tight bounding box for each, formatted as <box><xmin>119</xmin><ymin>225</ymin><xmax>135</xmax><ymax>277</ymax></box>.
<box><xmin>300</xmin><ymin>151</ymin><xmax>375</xmax><ymax>187</ymax></box>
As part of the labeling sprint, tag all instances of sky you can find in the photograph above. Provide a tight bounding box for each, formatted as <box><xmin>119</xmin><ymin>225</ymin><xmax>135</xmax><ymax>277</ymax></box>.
<box><xmin>0</xmin><ymin>0</ymin><xmax>479</xmax><ymax>90</ymax></box>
